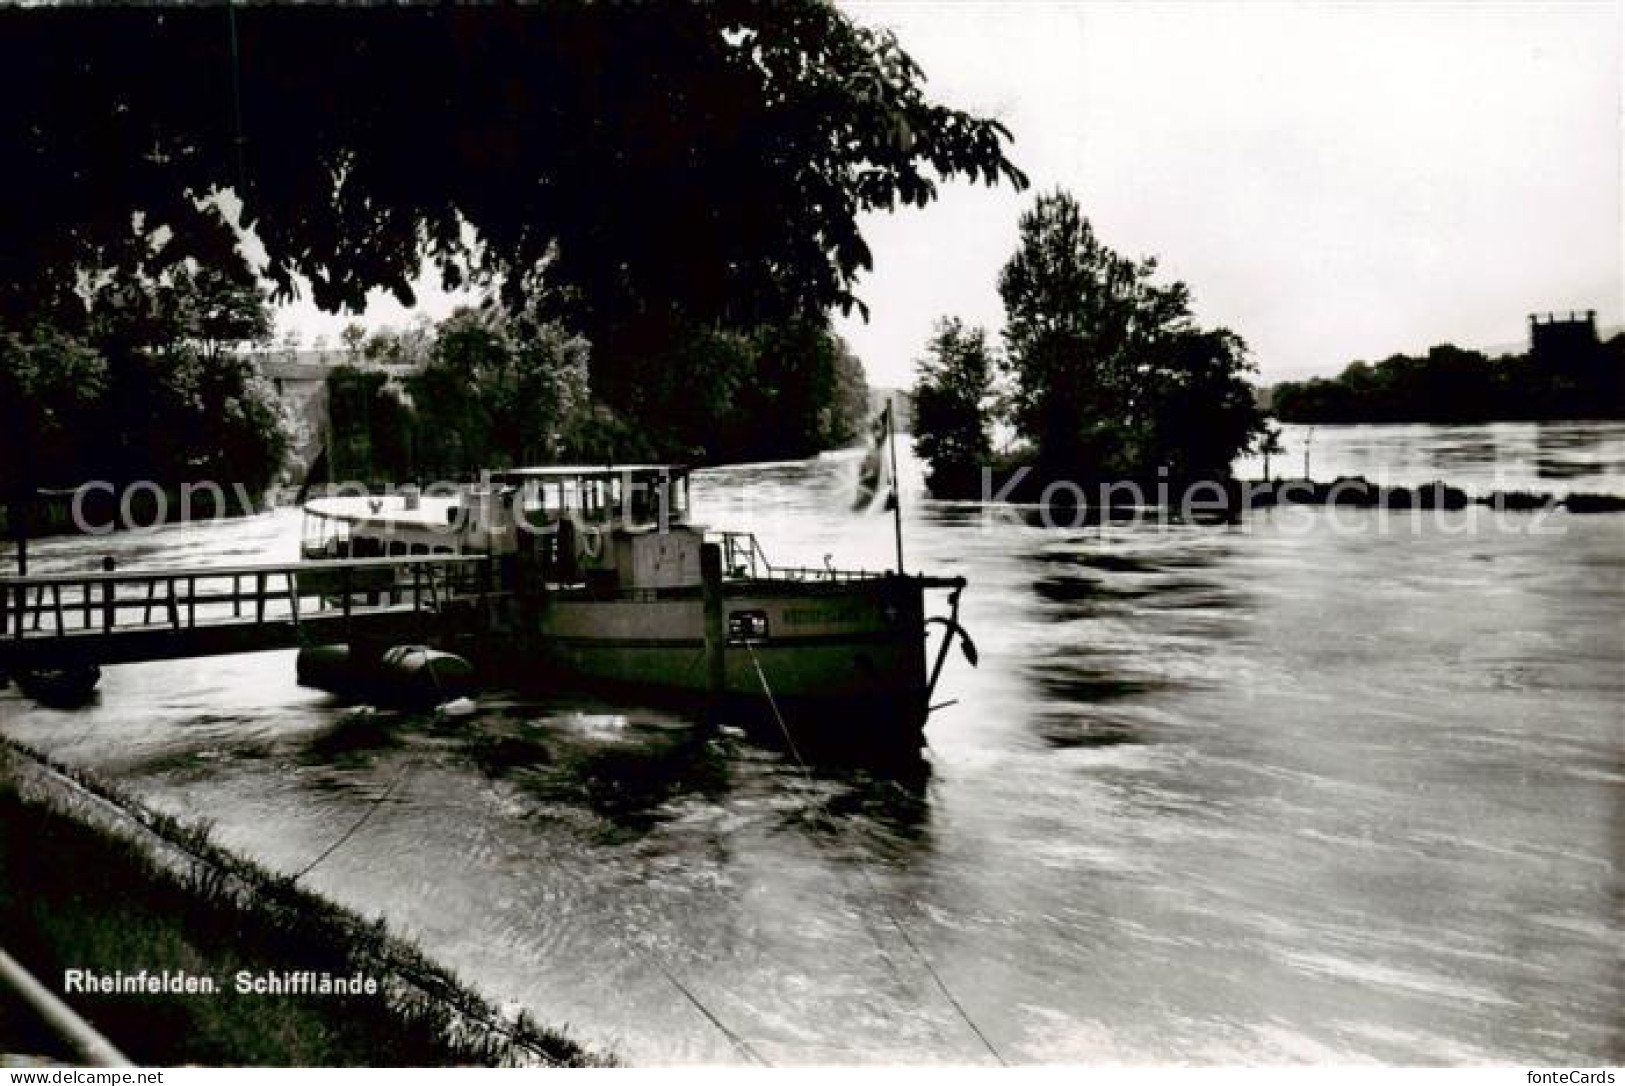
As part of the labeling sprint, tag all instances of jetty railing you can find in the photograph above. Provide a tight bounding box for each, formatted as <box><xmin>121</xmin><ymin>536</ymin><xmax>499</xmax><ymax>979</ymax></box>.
<box><xmin>1</xmin><ymin>555</ymin><xmax>498</xmax><ymax>650</ymax></box>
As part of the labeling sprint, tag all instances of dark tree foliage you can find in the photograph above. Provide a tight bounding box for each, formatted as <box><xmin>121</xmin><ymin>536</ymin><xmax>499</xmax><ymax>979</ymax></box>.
<box><xmin>740</xmin><ymin>320</ymin><xmax>867</xmax><ymax>460</ymax></box>
<box><xmin>413</xmin><ymin>306</ymin><xmax>590</xmax><ymax>475</ymax></box>
<box><xmin>911</xmin><ymin>318</ymin><xmax>995</xmax><ymax>494</ymax></box>
<box><xmin>323</xmin><ymin>306</ymin><xmax>868</xmax><ymax>480</ymax></box>
<box><xmin>0</xmin><ymin>3</ymin><xmax>1024</xmax><ymax>339</ymax></box>
<box><xmin>0</xmin><ymin>267</ymin><xmax>286</xmax><ymax>495</ymax></box>
<box><xmin>994</xmin><ymin>190</ymin><xmax>1263</xmax><ymax>481</ymax></box>
<box><xmin>1269</xmin><ymin>337</ymin><xmax>1625</xmax><ymax>423</ymax></box>
<box><xmin>323</xmin><ymin>369</ymin><xmax>398</xmax><ymax>485</ymax></box>
<box><xmin>2</xmin><ymin>4</ymin><xmax>1021</xmax><ymax>486</ymax></box>
<box><xmin>326</xmin><ymin>307</ymin><xmax>589</xmax><ymax>481</ymax></box>
<box><xmin>1134</xmin><ymin>327</ymin><xmax>1264</xmax><ymax>479</ymax></box>
<box><xmin>572</xmin><ymin>317</ymin><xmax>869</xmax><ymax>465</ymax></box>
<box><xmin>0</xmin><ymin>330</ymin><xmax>108</xmax><ymax>492</ymax></box>
<box><xmin>827</xmin><ymin>338</ymin><xmax>873</xmax><ymax>449</ymax></box>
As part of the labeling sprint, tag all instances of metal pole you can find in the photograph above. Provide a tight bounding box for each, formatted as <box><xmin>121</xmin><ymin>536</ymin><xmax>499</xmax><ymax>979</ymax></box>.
<box><xmin>886</xmin><ymin>398</ymin><xmax>904</xmax><ymax>575</ymax></box>
<box><xmin>0</xmin><ymin>947</ymin><xmax>132</xmax><ymax>1067</ymax></box>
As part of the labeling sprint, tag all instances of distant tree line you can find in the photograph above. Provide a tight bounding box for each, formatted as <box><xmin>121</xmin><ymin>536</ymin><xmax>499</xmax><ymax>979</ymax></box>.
<box><xmin>1268</xmin><ymin>338</ymin><xmax>1625</xmax><ymax>424</ymax></box>
<box><xmin>912</xmin><ymin>190</ymin><xmax>1267</xmax><ymax>497</ymax></box>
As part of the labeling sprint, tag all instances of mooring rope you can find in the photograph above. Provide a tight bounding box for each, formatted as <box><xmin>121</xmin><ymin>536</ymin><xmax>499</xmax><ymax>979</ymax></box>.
<box><xmin>289</xmin><ymin>754</ymin><xmax>415</xmax><ymax>884</ymax></box>
<box><xmin>289</xmin><ymin>641</ymin><xmax>760</xmax><ymax>1065</ymax></box>
<box><xmin>738</xmin><ymin>641</ymin><xmax>956</xmax><ymax>1053</ymax></box>
<box><xmin>742</xmin><ymin>640</ymin><xmax>1009</xmax><ymax>1067</ymax></box>
<box><xmin>289</xmin><ymin>559</ymin><xmax>464</xmax><ymax>886</ymax></box>
<box><xmin>645</xmin><ymin>952</ymin><xmax>770</xmax><ymax>1067</ymax></box>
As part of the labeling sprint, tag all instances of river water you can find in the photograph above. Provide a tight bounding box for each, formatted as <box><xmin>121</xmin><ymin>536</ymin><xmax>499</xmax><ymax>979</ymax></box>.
<box><xmin>3</xmin><ymin>421</ymin><xmax>1621</xmax><ymax>1065</ymax></box>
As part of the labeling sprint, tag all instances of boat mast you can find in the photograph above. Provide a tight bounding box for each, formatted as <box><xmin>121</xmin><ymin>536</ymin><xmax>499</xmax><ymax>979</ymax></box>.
<box><xmin>887</xmin><ymin>396</ymin><xmax>904</xmax><ymax>575</ymax></box>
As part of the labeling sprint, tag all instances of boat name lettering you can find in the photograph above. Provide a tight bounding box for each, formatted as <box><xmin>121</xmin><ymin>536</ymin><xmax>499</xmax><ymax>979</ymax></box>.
<box><xmin>782</xmin><ymin>606</ymin><xmax>865</xmax><ymax>626</ymax></box>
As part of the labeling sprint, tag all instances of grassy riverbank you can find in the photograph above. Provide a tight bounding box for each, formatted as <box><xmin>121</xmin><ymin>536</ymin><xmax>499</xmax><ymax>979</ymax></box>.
<box><xmin>0</xmin><ymin>742</ymin><xmax>604</xmax><ymax>1066</ymax></box>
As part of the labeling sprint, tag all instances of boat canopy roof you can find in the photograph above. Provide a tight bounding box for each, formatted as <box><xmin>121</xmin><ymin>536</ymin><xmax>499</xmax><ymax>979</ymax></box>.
<box><xmin>304</xmin><ymin>465</ymin><xmax>692</xmax><ymax>537</ymax></box>
<box><xmin>490</xmin><ymin>464</ymin><xmax>689</xmax><ymax>483</ymax></box>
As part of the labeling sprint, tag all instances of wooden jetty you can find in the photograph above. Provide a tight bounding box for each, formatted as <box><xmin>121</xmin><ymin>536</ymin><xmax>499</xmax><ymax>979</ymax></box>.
<box><xmin>0</xmin><ymin>555</ymin><xmax>499</xmax><ymax>672</ymax></box>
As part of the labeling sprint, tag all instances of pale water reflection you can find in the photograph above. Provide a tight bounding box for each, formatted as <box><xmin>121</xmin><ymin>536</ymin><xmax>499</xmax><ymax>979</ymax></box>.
<box><xmin>3</xmin><ymin>422</ymin><xmax>1621</xmax><ymax>1064</ymax></box>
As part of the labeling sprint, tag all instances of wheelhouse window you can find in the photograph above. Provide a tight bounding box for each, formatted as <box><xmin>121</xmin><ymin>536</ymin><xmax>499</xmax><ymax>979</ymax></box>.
<box><xmin>508</xmin><ymin>468</ymin><xmax>690</xmax><ymax>531</ymax></box>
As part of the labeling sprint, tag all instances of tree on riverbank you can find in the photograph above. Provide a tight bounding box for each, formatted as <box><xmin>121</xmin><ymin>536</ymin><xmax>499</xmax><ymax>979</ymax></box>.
<box><xmin>997</xmin><ymin>190</ymin><xmax>1263</xmax><ymax>481</ymax></box>
<box><xmin>911</xmin><ymin>318</ymin><xmax>996</xmax><ymax>494</ymax></box>
<box><xmin>412</xmin><ymin>306</ymin><xmax>591</xmax><ymax>475</ymax></box>
<box><xmin>912</xmin><ymin>190</ymin><xmax>1265</xmax><ymax>496</ymax></box>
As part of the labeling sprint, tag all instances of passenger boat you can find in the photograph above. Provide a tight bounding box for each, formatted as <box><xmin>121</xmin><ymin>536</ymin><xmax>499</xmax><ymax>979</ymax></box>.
<box><xmin>299</xmin><ymin>465</ymin><xmax>972</xmax><ymax>738</ymax></box>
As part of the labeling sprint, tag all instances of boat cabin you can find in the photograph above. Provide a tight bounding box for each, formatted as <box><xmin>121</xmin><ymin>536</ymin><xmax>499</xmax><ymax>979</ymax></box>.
<box><xmin>494</xmin><ymin>466</ymin><xmax>700</xmax><ymax>591</ymax></box>
<box><xmin>492</xmin><ymin>465</ymin><xmax>690</xmax><ymax>531</ymax></box>
<box><xmin>302</xmin><ymin>465</ymin><xmax>705</xmax><ymax>592</ymax></box>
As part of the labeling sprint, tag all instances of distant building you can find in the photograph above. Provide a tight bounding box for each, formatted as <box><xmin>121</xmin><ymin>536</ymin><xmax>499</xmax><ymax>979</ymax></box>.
<box><xmin>1528</xmin><ymin>310</ymin><xmax>1599</xmax><ymax>366</ymax></box>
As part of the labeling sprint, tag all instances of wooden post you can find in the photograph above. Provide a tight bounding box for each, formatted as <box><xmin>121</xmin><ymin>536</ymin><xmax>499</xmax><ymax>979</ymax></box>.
<box><xmin>10</xmin><ymin>498</ymin><xmax>26</xmax><ymax>577</ymax></box>
<box><xmin>701</xmin><ymin>542</ymin><xmax>726</xmax><ymax>704</ymax></box>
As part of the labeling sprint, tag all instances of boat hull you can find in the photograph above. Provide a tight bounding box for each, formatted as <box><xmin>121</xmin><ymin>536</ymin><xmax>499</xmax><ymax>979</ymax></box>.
<box><xmin>525</xmin><ymin>576</ymin><xmax>931</xmax><ymax>733</ymax></box>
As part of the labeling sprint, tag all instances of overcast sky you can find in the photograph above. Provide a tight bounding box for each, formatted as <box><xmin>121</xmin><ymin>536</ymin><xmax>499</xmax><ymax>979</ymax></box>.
<box><xmin>284</xmin><ymin>1</ymin><xmax>1622</xmax><ymax>389</ymax></box>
